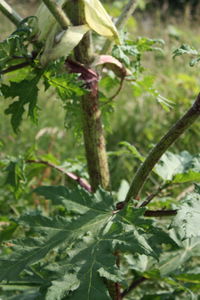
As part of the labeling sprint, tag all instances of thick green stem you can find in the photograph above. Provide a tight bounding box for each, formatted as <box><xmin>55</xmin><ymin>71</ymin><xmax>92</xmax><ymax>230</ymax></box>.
<box><xmin>124</xmin><ymin>94</ymin><xmax>200</xmax><ymax>204</ymax></box>
<box><xmin>68</xmin><ymin>0</ymin><xmax>110</xmax><ymax>191</ymax></box>
<box><xmin>42</xmin><ymin>0</ymin><xmax>71</xmax><ymax>28</ymax></box>
<box><xmin>0</xmin><ymin>0</ymin><xmax>22</xmax><ymax>26</ymax></box>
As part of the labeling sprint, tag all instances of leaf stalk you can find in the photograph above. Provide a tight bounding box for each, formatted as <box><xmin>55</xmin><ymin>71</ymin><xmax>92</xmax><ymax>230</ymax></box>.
<box><xmin>124</xmin><ymin>93</ymin><xmax>200</xmax><ymax>204</ymax></box>
<box><xmin>0</xmin><ymin>0</ymin><xmax>22</xmax><ymax>26</ymax></box>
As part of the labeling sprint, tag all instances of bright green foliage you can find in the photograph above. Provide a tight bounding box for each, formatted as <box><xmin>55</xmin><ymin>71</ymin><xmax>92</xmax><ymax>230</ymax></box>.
<box><xmin>0</xmin><ymin>16</ymin><xmax>38</xmax><ymax>71</ymax></box>
<box><xmin>0</xmin><ymin>185</ymin><xmax>162</xmax><ymax>299</ymax></box>
<box><xmin>173</xmin><ymin>44</ymin><xmax>200</xmax><ymax>67</ymax></box>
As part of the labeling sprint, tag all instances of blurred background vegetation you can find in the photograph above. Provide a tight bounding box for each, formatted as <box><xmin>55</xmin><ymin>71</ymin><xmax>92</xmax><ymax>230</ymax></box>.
<box><xmin>0</xmin><ymin>0</ymin><xmax>200</xmax><ymax>210</ymax></box>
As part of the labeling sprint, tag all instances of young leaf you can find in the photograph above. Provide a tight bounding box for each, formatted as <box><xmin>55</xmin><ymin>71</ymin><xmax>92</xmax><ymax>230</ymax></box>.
<box><xmin>173</xmin><ymin>44</ymin><xmax>198</xmax><ymax>59</ymax></box>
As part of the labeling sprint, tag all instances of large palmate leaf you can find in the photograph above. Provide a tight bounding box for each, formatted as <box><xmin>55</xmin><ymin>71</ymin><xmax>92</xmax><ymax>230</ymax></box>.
<box><xmin>159</xmin><ymin>235</ymin><xmax>200</xmax><ymax>276</ymax></box>
<box><xmin>35</xmin><ymin>185</ymin><xmax>114</xmax><ymax>213</ymax></box>
<box><xmin>0</xmin><ymin>186</ymin><xmax>157</xmax><ymax>299</ymax></box>
<box><xmin>155</xmin><ymin>151</ymin><xmax>200</xmax><ymax>183</ymax></box>
<box><xmin>171</xmin><ymin>185</ymin><xmax>200</xmax><ymax>239</ymax></box>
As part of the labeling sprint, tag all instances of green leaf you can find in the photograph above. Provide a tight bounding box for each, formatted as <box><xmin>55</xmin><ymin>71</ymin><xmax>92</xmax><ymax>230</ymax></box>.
<box><xmin>173</xmin><ymin>44</ymin><xmax>198</xmax><ymax>58</ymax></box>
<box><xmin>1</xmin><ymin>73</ymin><xmax>42</xmax><ymax>132</ymax></box>
<box><xmin>119</xmin><ymin>141</ymin><xmax>145</xmax><ymax>162</ymax></box>
<box><xmin>46</xmin><ymin>273</ymin><xmax>79</xmax><ymax>300</ymax></box>
<box><xmin>0</xmin><ymin>186</ymin><xmax>157</xmax><ymax>298</ymax></box>
<box><xmin>155</xmin><ymin>151</ymin><xmax>200</xmax><ymax>183</ymax></box>
<box><xmin>171</xmin><ymin>188</ymin><xmax>200</xmax><ymax>239</ymax></box>
<box><xmin>159</xmin><ymin>236</ymin><xmax>200</xmax><ymax>276</ymax></box>
<box><xmin>3</xmin><ymin>157</ymin><xmax>26</xmax><ymax>197</ymax></box>
<box><xmin>175</xmin><ymin>273</ymin><xmax>200</xmax><ymax>284</ymax></box>
<box><xmin>34</xmin><ymin>185</ymin><xmax>114</xmax><ymax>214</ymax></box>
<box><xmin>173</xmin><ymin>171</ymin><xmax>200</xmax><ymax>183</ymax></box>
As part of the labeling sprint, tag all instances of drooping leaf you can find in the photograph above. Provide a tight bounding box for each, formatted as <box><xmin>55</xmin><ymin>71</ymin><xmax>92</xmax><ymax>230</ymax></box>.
<box><xmin>92</xmin><ymin>55</ymin><xmax>131</xmax><ymax>78</ymax></box>
<box><xmin>40</xmin><ymin>25</ymin><xmax>89</xmax><ymax>66</ymax></box>
<box><xmin>1</xmin><ymin>73</ymin><xmax>42</xmax><ymax>132</ymax></box>
<box><xmin>83</xmin><ymin>0</ymin><xmax>120</xmax><ymax>43</ymax></box>
<box><xmin>3</xmin><ymin>157</ymin><xmax>26</xmax><ymax>197</ymax></box>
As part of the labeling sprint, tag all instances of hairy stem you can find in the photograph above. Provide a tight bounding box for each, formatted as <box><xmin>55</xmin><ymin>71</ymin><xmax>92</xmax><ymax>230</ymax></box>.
<box><xmin>140</xmin><ymin>183</ymin><xmax>169</xmax><ymax>207</ymax></box>
<box><xmin>68</xmin><ymin>0</ymin><xmax>110</xmax><ymax>191</ymax></box>
<box><xmin>101</xmin><ymin>0</ymin><xmax>138</xmax><ymax>54</ymax></box>
<box><xmin>122</xmin><ymin>277</ymin><xmax>147</xmax><ymax>298</ymax></box>
<box><xmin>124</xmin><ymin>94</ymin><xmax>200</xmax><ymax>204</ymax></box>
<box><xmin>26</xmin><ymin>159</ymin><xmax>92</xmax><ymax>192</ymax></box>
<box><xmin>42</xmin><ymin>0</ymin><xmax>71</xmax><ymax>29</ymax></box>
<box><xmin>144</xmin><ymin>209</ymin><xmax>177</xmax><ymax>217</ymax></box>
<box><xmin>0</xmin><ymin>0</ymin><xmax>22</xmax><ymax>26</ymax></box>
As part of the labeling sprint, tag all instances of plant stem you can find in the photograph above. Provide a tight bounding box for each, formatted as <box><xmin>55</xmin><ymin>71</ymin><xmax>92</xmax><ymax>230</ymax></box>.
<box><xmin>1</xmin><ymin>61</ymin><xmax>31</xmax><ymax>74</ymax></box>
<box><xmin>26</xmin><ymin>159</ymin><xmax>92</xmax><ymax>192</ymax></box>
<box><xmin>124</xmin><ymin>93</ymin><xmax>200</xmax><ymax>204</ymax></box>
<box><xmin>0</xmin><ymin>0</ymin><xmax>22</xmax><ymax>26</ymax></box>
<box><xmin>122</xmin><ymin>276</ymin><xmax>147</xmax><ymax>298</ymax></box>
<box><xmin>144</xmin><ymin>209</ymin><xmax>177</xmax><ymax>217</ymax></box>
<box><xmin>68</xmin><ymin>0</ymin><xmax>110</xmax><ymax>191</ymax></box>
<box><xmin>101</xmin><ymin>0</ymin><xmax>138</xmax><ymax>54</ymax></box>
<box><xmin>115</xmin><ymin>0</ymin><xmax>138</xmax><ymax>30</ymax></box>
<box><xmin>140</xmin><ymin>183</ymin><xmax>169</xmax><ymax>207</ymax></box>
<box><xmin>42</xmin><ymin>0</ymin><xmax>71</xmax><ymax>29</ymax></box>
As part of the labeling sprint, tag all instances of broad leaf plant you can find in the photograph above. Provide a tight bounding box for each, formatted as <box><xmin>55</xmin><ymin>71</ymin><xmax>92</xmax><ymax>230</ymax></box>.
<box><xmin>0</xmin><ymin>0</ymin><xmax>200</xmax><ymax>299</ymax></box>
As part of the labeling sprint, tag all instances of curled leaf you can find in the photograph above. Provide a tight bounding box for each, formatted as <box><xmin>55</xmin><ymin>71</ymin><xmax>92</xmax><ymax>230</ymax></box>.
<box><xmin>92</xmin><ymin>55</ymin><xmax>131</xmax><ymax>78</ymax></box>
<box><xmin>40</xmin><ymin>24</ymin><xmax>89</xmax><ymax>65</ymax></box>
<box><xmin>83</xmin><ymin>0</ymin><xmax>120</xmax><ymax>43</ymax></box>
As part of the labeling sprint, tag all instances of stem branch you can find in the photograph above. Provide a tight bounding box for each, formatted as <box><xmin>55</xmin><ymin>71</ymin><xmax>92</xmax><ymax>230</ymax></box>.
<box><xmin>101</xmin><ymin>0</ymin><xmax>138</xmax><ymax>54</ymax></box>
<box><xmin>0</xmin><ymin>0</ymin><xmax>22</xmax><ymax>26</ymax></box>
<box><xmin>125</xmin><ymin>93</ymin><xmax>200</xmax><ymax>204</ymax></box>
<box><xmin>42</xmin><ymin>0</ymin><xmax>70</xmax><ymax>29</ymax></box>
<box><xmin>122</xmin><ymin>276</ymin><xmax>147</xmax><ymax>298</ymax></box>
<box><xmin>26</xmin><ymin>159</ymin><xmax>92</xmax><ymax>192</ymax></box>
<box><xmin>144</xmin><ymin>209</ymin><xmax>177</xmax><ymax>217</ymax></box>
